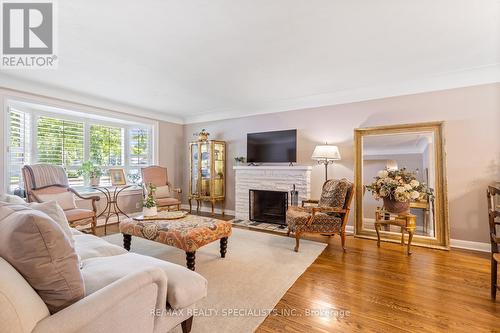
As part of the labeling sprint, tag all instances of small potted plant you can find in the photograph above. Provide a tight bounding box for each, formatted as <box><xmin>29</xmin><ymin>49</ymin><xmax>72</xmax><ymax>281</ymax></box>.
<box><xmin>143</xmin><ymin>182</ymin><xmax>158</xmax><ymax>217</ymax></box>
<box><xmin>366</xmin><ymin>168</ymin><xmax>433</xmax><ymax>214</ymax></box>
<box><xmin>234</xmin><ymin>156</ymin><xmax>246</xmax><ymax>165</ymax></box>
<box><xmin>77</xmin><ymin>161</ymin><xmax>103</xmax><ymax>186</ymax></box>
<box><xmin>196</xmin><ymin>129</ymin><xmax>210</xmax><ymax>141</ymax></box>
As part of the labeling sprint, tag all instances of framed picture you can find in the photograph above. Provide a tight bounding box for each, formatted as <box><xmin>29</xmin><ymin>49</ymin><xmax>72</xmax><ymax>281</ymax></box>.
<box><xmin>109</xmin><ymin>168</ymin><xmax>126</xmax><ymax>186</ymax></box>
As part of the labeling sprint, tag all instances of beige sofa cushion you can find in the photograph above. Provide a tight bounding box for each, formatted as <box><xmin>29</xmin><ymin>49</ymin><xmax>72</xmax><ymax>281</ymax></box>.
<box><xmin>28</xmin><ymin>201</ymin><xmax>74</xmax><ymax>246</ymax></box>
<box><xmin>0</xmin><ymin>258</ymin><xmax>50</xmax><ymax>333</ymax></box>
<box><xmin>74</xmin><ymin>233</ymin><xmax>128</xmax><ymax>260</ymax></box>
<box><xmin>0</xmin><ymin>204</ymin><xmax>84</xmax><ymax>313</ymax></box>
<box><xmin>0</xmin><ymin>194</ymin><xmax>26</xmax><ymax>204</ymax></box>
<box><xmin>37</xmin><ymin>191</ymin><xmax>76</xmax><ymax>210</ymax></box>
<box><xmin>81</xmin><ymin>253</ymin><xmax>207</xmax><ymax>309</ymax></box>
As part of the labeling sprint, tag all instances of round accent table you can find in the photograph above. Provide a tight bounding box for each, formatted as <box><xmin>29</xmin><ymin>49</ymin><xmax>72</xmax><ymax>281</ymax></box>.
<box><xmin>92</xmin><ymin>185</ymin><xmax>134</xmax><ymax>235</ymax></box>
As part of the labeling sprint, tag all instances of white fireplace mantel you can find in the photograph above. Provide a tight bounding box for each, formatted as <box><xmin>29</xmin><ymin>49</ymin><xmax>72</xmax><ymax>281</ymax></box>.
<box><xmin>233</xmin><ymin>165</ymin><xmax>312</xmax><ymax>221</ymax></box>
<box><xmin>233</xmin><ymin>165</ymin><xmax>312</xmax><ymax>171</ymax></box>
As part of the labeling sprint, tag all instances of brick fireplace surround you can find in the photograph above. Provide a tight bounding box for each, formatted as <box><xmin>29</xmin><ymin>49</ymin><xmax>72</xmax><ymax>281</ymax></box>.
<box><xmin>233</xmin><ymin>165</ymin><xmax>312</xmax><ymax>221</ymax></box>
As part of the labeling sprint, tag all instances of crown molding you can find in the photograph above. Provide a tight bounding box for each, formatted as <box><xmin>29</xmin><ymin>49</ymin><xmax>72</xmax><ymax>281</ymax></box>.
<box><xmin>1</xmin><ymin>63</ymin><xmax>499</xmax><ymax>125</ymax></box>
<box><xmin>0</xmin><ymin>75</ymin><xmax>185</xmax><ymax>124</ymax></box>
<box><xmin>183</xmin><ymin>63</ymin><xmax>500</xmax><ymax>124</ymax></box>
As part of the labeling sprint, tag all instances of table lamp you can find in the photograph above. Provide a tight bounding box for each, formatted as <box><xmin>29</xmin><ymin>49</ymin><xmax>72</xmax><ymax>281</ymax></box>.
<box><xmin>311</xmin><ymin>144</ymin><xmax>341</xmax><ymax>181</ymax></box>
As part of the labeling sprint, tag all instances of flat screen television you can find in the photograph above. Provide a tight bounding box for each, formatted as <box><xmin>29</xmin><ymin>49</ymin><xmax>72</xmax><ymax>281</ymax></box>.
<box><xmin>247</xmin><ymin>129</ymin><xmax>297</xmax><ymax>163</ymax></box>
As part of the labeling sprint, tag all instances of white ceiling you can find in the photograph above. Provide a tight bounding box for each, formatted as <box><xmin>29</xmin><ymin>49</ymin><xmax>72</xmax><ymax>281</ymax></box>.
<box><xmin>1</xmin><ymin>0</ymin><xmax>499</xmax><ymax>124</ymax></box>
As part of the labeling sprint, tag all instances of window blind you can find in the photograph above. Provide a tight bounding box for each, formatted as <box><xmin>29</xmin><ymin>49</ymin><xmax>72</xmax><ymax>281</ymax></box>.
<box><xmin>7</xmin><ymin>109</ymin><xmax>31</xmax><ymax>192</ymax></box>
<box><xmin>4</xmin><ymin>103</ymin><xmax>153</xmax><ymax>192</ymax></box>
<box><xmin>90</xmin><ymin>124</ymin><xmax>124</xmax><ymax>166</ymax></box>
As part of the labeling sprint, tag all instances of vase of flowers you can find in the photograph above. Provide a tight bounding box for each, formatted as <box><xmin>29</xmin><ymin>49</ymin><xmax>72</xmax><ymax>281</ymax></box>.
<box><xmin>143</xmin><ymin>183</ymin><xmax>158</xmax><ymax>217</ymax></box>
<box><xmin>366</xmin><ymin>168</ymin><xmax>433</xmax><ymax>214</ymax></box>
<box><xmin>196</xmin><ymin>129</ymin><xmax>210</xmax><ymax>141</ymax></box>
<box><xmin>77</xmin><ymin>161</ymin><xmax>103</xmax><ymax>186</ymax></box>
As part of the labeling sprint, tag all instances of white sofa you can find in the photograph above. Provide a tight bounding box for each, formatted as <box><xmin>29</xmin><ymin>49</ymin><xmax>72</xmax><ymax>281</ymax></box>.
<box><xmin>0</xmin><ymin>228</ymin><xmax>208</xmax><ymax>333</ymax></box>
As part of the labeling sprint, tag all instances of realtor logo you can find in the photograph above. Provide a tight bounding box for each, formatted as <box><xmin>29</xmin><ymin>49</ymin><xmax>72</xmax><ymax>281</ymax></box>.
<box><xmin>1</xmin><ymin>1</ymin><xmax>57</xmax><ymax>68</ymax></box>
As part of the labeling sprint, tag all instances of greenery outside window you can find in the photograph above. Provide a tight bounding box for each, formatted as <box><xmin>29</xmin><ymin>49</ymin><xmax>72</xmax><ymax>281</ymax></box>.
<box><xmin>6</xmin><ymin>106</ymin><xmax>154</xmax><ymax>192</ymax></box>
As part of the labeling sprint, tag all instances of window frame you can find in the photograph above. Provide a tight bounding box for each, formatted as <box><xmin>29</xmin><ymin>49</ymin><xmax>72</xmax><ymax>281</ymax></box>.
<box><xmin>4</xmin><ymin>103</ymin><xmax>157</xmax><ymax>192</ymax></box>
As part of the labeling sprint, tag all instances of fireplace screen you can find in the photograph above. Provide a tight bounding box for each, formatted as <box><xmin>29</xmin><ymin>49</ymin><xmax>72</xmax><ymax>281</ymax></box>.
<box><xmin>249</xmin><ymin>189</ymin><xmax>288</xmax><ymax>225</ymax></box>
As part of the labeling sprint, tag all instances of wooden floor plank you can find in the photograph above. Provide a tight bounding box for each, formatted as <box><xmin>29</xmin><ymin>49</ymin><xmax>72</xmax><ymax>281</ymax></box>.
<box><xmin>93</xmin><ymin>214</ymin><xmax>499</xmax><ymax>332</ymax></box>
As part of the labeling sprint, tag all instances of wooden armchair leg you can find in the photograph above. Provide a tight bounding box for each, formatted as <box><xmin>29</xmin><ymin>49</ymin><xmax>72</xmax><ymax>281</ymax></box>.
<box><xmin>294</xmin><ymin>232</ymin><xmax>302</xmax><ymax>252</ymax></box>
<box><xmin>181</xmin><ymin>316</ymin><xmax>193</xmax><ymax>333</ymax></box>
<box><xmin>492</xmin><ymin>258</ymin><xmax>498</xmax><ymax>300</ymax></box>
<box><xmin>91</xmin><ymin>216</ymin><xmax>97</xmax><ymax>235</ymax></box>
<box><xmin>287</xmin><ymin>228</ymin><xmax>291</xmax><ymax>237</ymax></box>
<box><xmin>341</xmin><ymin>231</ymin><xmax>346</xmax><ymax>252</ymax></box>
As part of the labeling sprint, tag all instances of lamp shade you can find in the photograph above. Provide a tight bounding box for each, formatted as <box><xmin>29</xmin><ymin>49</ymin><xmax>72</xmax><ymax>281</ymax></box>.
<box><xmin>311</xmin><ymin>145</ymin><xmax>341</xmax><ymax>161</ymax></box>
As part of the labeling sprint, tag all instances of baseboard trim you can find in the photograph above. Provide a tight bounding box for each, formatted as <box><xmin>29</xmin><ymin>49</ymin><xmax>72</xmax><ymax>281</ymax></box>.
<box><xmin>178</xmin><ymin>208</ymin><xmax>491</xmax><ymax>253</ymax></box>
<box><xmin>450</xmin><ymin>239</ymin><xmax>490</xmax><ymax>253</ymax></box>
<box><xmin>180</xmin><ymin>204</ymin><xmax>235</xmax><ymax>216</ymax></box>
<box><xmin>344</xmin><ymin>226</ymin><xmax>490</xmax><ymax>252</ymax></box>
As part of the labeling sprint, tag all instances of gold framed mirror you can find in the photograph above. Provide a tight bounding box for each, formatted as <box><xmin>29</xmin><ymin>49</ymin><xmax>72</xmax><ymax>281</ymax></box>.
<box><xmin>354</xmin><ymin>122</ymin><xmax>449</xmax><ymax>250</ymax></box>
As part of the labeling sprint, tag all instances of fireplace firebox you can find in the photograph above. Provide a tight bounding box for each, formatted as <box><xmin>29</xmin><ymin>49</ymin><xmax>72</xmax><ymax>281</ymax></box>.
<box><xmin>249</xmin><ymin>189</ymin><xmax>288</xmax><ymax>225</ymax></box>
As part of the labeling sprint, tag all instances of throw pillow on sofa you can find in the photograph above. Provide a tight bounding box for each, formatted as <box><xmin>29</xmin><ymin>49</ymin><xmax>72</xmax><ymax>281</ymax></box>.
<box><xmin>28</xmin><ymin>201</ymin><xmax>75</xmax><ymax>246</ymax></box>
<box><xmin>0</xmin><ymin>203</ymin><xmax>84</xmax><ymax>313</ymax></box>
<box><xmin>0</xmin><ymin>193</ymin><xmax>26</xmax><ymax>204</ymax></box>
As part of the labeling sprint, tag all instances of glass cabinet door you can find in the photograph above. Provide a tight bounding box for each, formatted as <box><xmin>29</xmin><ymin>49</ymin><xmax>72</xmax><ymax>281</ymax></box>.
<box><xmin>213</xmin><ymin>142</ymin><xmax>225</xmax><ymax>197</ymax></box>
<box><xmin>200</xmin><ymin>142</ymin><xmax>211</xmax><ymax>197</ymax></box>
<box><xmin>190</xmin><ymin>143</ymin><xmax>199</xmax><ymax>195</ymax></box>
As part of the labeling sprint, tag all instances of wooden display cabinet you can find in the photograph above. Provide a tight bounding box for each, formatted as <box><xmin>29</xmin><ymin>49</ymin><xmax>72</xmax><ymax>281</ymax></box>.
<box><xmin>188</xmin><ymin>140</ymin><xmax>226</xmax><ymax>215</ymax></box>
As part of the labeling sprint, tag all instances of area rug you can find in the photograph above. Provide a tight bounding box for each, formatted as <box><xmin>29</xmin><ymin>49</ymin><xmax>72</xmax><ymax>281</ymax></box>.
<box><xmin>104</xmin><ymin>228</ymin><xmax>326</xmax><ymax>333</ymax></box>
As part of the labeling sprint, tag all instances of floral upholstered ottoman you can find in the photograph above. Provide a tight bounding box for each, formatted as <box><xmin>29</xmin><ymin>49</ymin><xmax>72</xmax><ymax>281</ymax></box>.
<box><xmin>119</xmin><ymin>214</ymin><xmax>232</xmax><ymax>271</ymax></box>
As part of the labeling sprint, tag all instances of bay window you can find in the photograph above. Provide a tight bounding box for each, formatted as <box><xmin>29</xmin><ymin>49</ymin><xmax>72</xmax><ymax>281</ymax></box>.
<box><xmin>6</xmin><ymin>105</ymin><xmax>154</xmax><ymax>193</ymax></box>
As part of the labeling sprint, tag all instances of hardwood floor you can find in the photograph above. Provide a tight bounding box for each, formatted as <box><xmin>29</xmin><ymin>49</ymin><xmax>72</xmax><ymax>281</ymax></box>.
<box><xmin>94</xmin><ymin>214</ymin><xmax>500</xmax><ymax>332</ymax></box>
<box><xmin>257</xmin><ymin>235</ymin><xmax>499</xmax><ymax>333</ymax></box>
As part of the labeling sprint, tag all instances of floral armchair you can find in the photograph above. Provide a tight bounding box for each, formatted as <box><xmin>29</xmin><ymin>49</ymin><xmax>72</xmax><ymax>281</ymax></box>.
<box><xmin>21</xmin><ymin>164</ymin><xmax>100</xmax><ymax>234</ymax></box>
<box><xmin>286</xmin><ymin>178</ymin><xmax>354</xmax><ymax>252</ymax></box>
<box><xmin>141</xmin><ymin>166</ymin><xmax>182</xmax><ymax>211</ymax></box>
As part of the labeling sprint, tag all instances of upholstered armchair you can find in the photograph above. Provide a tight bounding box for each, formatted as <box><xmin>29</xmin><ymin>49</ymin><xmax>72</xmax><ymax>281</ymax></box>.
<box><xmin>141</xmin><ymin>166</ymin><xmax>182</xmax><ymax>211</ymax></box>
<box><xmin>487</xmin><ymin>184</ymin><xmax>500</xmax><ymax>300</ymax></box>
<box><xmin>22</xmin><ymin>164</ymin><xmax>100</xmax><ymax>234</ymax></box>
<box><xmin>287</xmin><ymin>178</ymin><xmax>354</xmax><ymax>252</ymax></box>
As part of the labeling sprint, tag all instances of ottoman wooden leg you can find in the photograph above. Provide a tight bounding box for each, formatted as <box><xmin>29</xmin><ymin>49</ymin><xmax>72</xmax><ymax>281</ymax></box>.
<box><xmin>220</xmin><ymin>237</ymin><xmax>228</xmax><ymax>258</ymax></box>
<box><xmin>186</xmin><ymin>251</ymin><xmax>196</xmax><ymax>271</ymax></box>
<box><xmin>181</xmin><ymin>316</ymin><xmax>193</xmax><ymax>333</ymax></box>
<box><xmin>123</xmin><ymin>234</ymin><xmax>131</xmax><ymax>251</ymax></box>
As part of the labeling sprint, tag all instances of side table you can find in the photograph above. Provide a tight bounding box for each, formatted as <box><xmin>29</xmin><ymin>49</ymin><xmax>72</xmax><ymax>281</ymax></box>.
<box><xmin>93</xmin><ymin>185</ymin><xmax>133</xmax><ymax>235</ymax></box>
<box><xmin>375</xmin><ymin>208</ymin><xmax>417</xmax><ymax>255</ymax></box>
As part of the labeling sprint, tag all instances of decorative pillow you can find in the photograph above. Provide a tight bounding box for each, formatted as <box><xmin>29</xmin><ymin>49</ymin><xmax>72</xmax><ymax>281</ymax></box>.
<box><xmin>37</xmin><ymin>191</ymin><xmax>76</xmax><ymax>211</ymax></box>
<box><xmin>0</xmin><ymin>204</ymin><xmax>84</xmax><ymax>313</ymax></box>
<box><xmin>29</xmin><ymin>201</ymin><xmax>75</xmax><ymax>247</ymax></box>
<box><xmin>318</xmin><ymin>178</ymin><xmax>351</xmax><ymax>209</ymax></box>
<box><xmin>155</xmin><ymin>185</ymin><xmax>171</xmax><ymax>198</ymax></box>
<box><xmin>0</xmin><ymin>193</ymin><xmax>26</xmax><ymax>204</ymax></box>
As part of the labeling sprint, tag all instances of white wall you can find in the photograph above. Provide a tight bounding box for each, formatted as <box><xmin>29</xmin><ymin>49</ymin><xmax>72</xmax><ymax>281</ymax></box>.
<box><xmin>183</xmin><ymin>83</ymin><xmax>500</xmax><ymax>243</ymax></box>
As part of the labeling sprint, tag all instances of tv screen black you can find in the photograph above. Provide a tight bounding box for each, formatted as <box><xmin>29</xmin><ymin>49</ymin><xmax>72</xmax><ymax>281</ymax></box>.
<box><xmin>247</xmin><ymin>129</ymin><xmax>297</xmax><ymax>163</ymax></box>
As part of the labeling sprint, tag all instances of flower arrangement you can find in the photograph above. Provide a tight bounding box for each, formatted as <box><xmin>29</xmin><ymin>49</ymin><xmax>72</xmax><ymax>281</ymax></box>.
<box><xmin>143</xmin><ymin>183</ymin><xmax>157</xmax><ymax>216</ymax></box>
<box><xmin>366</xmin><ymin>168</ymin><xmax>433</xmax><ymax>203</ymax></box>
<box><xmin>195</xmin><ymin>129</ymin><xmax>210</xmax><ymax>141</ymax></box>
<box><xmin>143</xmin><ymin>183</ymin><xmax>157</xmax><ymax>208</ymax></box>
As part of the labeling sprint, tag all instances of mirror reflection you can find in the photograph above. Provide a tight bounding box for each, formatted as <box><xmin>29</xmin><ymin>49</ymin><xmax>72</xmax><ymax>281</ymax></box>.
<box><xmin>362</xmin><ymin>132</ymin><xmax>436</xmax><ymax>237</ymax></box>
